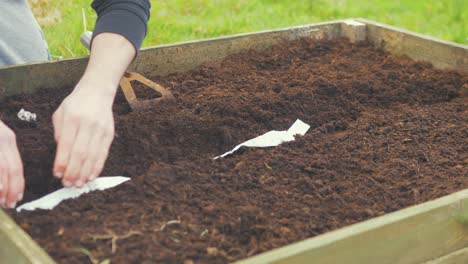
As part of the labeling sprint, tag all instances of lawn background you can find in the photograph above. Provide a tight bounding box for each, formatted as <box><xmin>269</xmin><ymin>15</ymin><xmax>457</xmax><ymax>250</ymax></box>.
<box><xmin>29</xmin><ymin>0</ymin><xmax>467</xmax><ymax>59</ymax></box>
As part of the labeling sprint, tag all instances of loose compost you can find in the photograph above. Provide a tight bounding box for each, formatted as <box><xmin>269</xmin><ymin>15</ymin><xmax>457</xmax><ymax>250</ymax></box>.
<box><xmin>2</xmin><ymin>38</ymin><xmax>467</xmax><ymax>263</ymax></box>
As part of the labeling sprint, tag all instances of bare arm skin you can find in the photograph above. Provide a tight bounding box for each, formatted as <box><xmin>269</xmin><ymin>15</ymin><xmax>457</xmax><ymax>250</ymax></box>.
<box><xmin>0</xmin><ymin>122</ymin><xmax>24</xmax><ymax>208</ymax></box>
<box><xmin>52</xmin><ymin>33</ymin><xmax>135</xmax><ymax>187</ymax></box>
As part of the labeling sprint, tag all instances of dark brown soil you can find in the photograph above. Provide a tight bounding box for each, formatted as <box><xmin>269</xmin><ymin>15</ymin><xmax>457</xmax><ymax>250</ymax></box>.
<box><xmin>3</xmin><ymin>38</ymin><xmax>467</xmax><ymax>263</ymax></box>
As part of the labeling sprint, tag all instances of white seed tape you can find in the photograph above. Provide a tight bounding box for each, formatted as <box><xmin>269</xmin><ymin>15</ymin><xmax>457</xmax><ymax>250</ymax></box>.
<box><xmin>17</xmin><ymin>108</ymin><xmax>37</xmax><ymax>122</ymax></box>
<box><xmin>16</xmin><ymin>176</ymin><xmax>130</xmax><ymax>212</ymax></box>
<box><xmin>214</xmin><ymin>119</ymin><xmax>310</xmax><ymax>159</ymax></box>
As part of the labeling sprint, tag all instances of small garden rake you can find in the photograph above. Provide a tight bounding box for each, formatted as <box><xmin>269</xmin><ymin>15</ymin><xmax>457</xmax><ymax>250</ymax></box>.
<box><xmin>80</xmin><ymin>31</ymin><xmax>174</xmax><ymax>110</ymax></box>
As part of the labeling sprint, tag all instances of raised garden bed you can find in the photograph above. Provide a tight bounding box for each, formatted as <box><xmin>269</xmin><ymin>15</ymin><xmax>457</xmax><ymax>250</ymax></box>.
<box><xmin>0</xmin><ymin>20</ymin><xmax>467</xmax><ymax>264</ymax></box>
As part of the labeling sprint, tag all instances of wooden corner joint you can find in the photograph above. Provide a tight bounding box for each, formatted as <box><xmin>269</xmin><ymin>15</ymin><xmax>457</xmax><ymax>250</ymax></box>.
<box><xmin>341</xmin><ymin>19</ymin><xmax>367</xmax><ymax>43</ymax></box>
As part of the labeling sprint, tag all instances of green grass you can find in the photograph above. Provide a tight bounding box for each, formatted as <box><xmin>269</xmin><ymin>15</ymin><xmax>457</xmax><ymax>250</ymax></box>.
<box><xmin>32</xmin><ymin>0</ymin><xmax>467</xmax><ymax>59</ymax></box>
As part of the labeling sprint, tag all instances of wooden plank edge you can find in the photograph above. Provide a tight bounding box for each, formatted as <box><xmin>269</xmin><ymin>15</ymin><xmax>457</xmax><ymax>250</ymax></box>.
<box><xmin>425</xmin><ymin>247</ymin><xmax>468</xmax><ymax>264</ymax></box>
<box><xmin>354</xmin><ymin>18</ymin><xmax>467</xmax><ymax>49</ymax></box>
<box><xmin>0</xmin><ymin>209</ymin><xmax>55</xmax><ymax>263</ymax></box>
<box><xmin>0</xmin><ymin>20</ymin><xmax>343</xmax><ymax>97</ymax></box>
<box><xmin>0</xmin><ymin>19</ymin><xmax>345</xmax><ymax>71</ymax></box>
<box><xmin>235</xmin><ymin>189</ymin><xmax>468</xmax><ymax>264</ymax></box>
<box><xmin>354</xmin><ymin>18</ymin><xmax>468</xmax><ymax>73</ymax></box>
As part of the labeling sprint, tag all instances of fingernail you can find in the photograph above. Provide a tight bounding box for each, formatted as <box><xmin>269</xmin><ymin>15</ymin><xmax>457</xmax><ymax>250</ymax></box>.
<box><xmin>8</xmin><ymin>202</ymin><xmax>16</xmax><ymax>209</ymax></box>
<box><xmin>0</xmin><ymin>183</ymin><xmax>3</xmax><ymax>190</ymax></box>
<box><xmin>0</xmin><ymin>197</ymin><xmax>5</xmax><ymax>205</ymax></box>
<box><xmin>17</xmin><ymin>193</ymin><xmax>23</xmax><ymax>202</ymax></box>
<box><xmin>55</xmin><ymin>172</ymin><xmax>63</xmax><ymax>178</ymax></box>
<box><xmin>76</xmin><ymin>180</ymin><xmax>83</xmax><ymax>187</ymax></box>
<box><xmin>63</xmin><ymin>180</ymin><xmax>72</xmax><ymax>187</ymax></box>
<box><xmin>90</xmin><ymin>174</ymin><xmax>96</xmax><ymax>181</ymax></box>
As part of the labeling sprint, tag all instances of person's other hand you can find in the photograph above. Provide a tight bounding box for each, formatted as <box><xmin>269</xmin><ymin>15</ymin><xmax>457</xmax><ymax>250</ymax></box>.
<box><xmin>52</xmin><ymin>78</ymin><xmax>115</xmax><ymax>188</ymax></box>
<box><xmin>0</xmin><ymin>121</ymin><xmax>24</xmax><ymax>208</ymax></box>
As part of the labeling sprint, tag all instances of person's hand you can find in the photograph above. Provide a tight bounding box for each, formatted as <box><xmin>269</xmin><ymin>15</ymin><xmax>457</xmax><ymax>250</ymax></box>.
<box><xmin>52</xmin><ymin>78</ymin><xmax>115</xmax><ymax>187</ymax></box>
<box><xmin>0</xmin><ymin>121</ymin><xmax>24</xmax><ymax>208</ymax></box>
<box><xmin>52</xmin><ymin>32</ymin><xmax>134</xmax><ymax>188</ymax></box>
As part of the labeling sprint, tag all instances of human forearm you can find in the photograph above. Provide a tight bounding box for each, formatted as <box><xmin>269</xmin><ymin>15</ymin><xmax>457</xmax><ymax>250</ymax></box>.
<box><xmin>51</xmin><ymin>0</ymin><xmax>150</xmax><ymax>187</ymax></box>
<box><xmin>77</xmin><ymin>32</ymin><xmax>135</xmax><ymax>98</ymax></box>
<box><xmin>0</xmin><ymin>121</ymin><xmax>24</xmax><ymax>208</ymax></box>
<box><xmin>52</xmin><ymin>33</ymin><xmax>135</xmax><ymax>186</ymax></box>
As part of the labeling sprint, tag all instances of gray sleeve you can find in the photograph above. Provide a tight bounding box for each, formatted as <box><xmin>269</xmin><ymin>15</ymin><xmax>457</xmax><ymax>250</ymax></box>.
<box><xmin>91</xmin><ymin>0</ymin><xmax>151</xmax><ymax>53</ymax></box>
